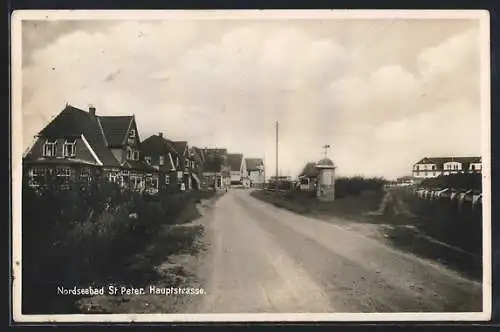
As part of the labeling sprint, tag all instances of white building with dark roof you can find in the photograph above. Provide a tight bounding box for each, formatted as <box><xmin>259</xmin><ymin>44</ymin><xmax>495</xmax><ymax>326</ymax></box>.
<box><xmin>412</xmin><ymin>156</ymin><xmax>482</xmax><ymax>178</ymax></box>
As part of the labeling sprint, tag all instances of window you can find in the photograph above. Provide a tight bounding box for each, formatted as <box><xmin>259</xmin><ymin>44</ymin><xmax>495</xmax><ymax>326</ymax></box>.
<box><xmin>63</xmin><ymin>140</ymin><xmax>76</xmax><ymax>157</ymax></box>
<box><xmin>191</xmin><ymin>161</ymin><xmax>195</xmax><ymax>169</ymax></box>
<box><xmin>107</xmin><ymin>171</ymin><xmax>118</xmax><ymax>183</ymax></box>
<box><xmin>165</xmin><ymin>174</ymin><xmax>170</xmax><ymax>185</ymax></box>
<box><xmin>159</xmin><ymin>156</ymin><xmax>164</xmax><ymax>166</ymax></box>
<box><xmin>176</xmin><ymin>157</ymin><xmax>180</xmax><ymax>168</ymax></box>
<box><xmin>28</xmin><ymin>167</ymin><xmax>46</xmax><ymax>186</ymax></box>
<box><xmin>129</xmin><ymin>129</ymin><xmax>136</xmax><ymax>139</ymax></box>
<box><xmin>431</xmin><ymin>165</ymin><xmax>436</xmax><ymax>170</ymax></box>
<box><xmin>121</xmin><ymin>170</ymin><xmax>130</xmax><ymax>187</ymax></box>
<box><xmin>56</xmin><ymin>167</ymin><xmax>71</xmax><ymax>177</ymax></box>
<box><xmin>145</xmin><ymin>156</ymin><xmax>151</xmax><ymax>165</ymax></box>
<box><xmin>80</xmin><ymin>167</ymin><xmax>91</xmax><ymax>181</ymax></box>
<box><xmin>43</xmin><ymin>140</ymin><xmax>57</xmax><ymax>157</ymax></box>
<box><xmin>56</xmin><ymin>168</ymin><xmax>72</xmax><ymax>187</ymax></box>
<box><xmin>127</xmin><ymin>148</ymin><xmax>139</xmax><ymax>161</ymax></box>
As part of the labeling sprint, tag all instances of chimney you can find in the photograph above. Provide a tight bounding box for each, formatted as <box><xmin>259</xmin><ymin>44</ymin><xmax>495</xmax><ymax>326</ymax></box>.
<box><xmin>158</xmin><ymin>132</ymin><xmax>163</xmax><ymax>138</ymax></box>
<box><xmin>89</xmin><ymin>105</ymin><xmax>96</xmax><ymax>117</ymax></box>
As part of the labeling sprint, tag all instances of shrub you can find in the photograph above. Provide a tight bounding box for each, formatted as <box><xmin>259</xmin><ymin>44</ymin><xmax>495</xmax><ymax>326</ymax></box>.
<box><xmin>335</xmin><ymin>176</ymin><xmax>387</xmax><ymax>198</ymax></box>
<box><xmin>419</xmin><ymin>173</ymin><xmax>482</xmax><ymax>191</ymax></box>
<box><xmin>21</xmin><ymin>177</ymin><xmax>204</xmax><ymax>313</ymax></box>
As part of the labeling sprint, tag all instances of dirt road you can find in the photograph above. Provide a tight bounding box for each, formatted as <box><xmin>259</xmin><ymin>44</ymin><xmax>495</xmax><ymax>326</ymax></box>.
<box><xmin>188</xmin><ymin>189</ymin><xmax>482</xmax><ymax>313</ymax></box>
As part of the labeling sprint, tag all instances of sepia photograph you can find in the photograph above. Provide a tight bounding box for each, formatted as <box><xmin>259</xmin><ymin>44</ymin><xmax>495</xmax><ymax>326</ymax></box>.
<box><xmin>11</xmin><ymin>10</ymin><xmax>491</xmax><ymax>322</ymax></box>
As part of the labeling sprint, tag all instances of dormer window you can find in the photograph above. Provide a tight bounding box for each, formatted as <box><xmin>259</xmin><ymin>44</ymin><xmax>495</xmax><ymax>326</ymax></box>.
<box><xmin>129</xmin><ymin>129</ymin><xmax>136</xmax><ymax>139</ymax></box>
<box><xmin>145</xmin><ymin>156</ymin><xmax>151</xmax><ymax>165</ymax></box>
<box><xmin>63</xmin><ymin>140</ymin><xmax>76</xmax><ymax>157</ymax></box>
<box><xmin>176</xmin><ymin>157</ymin><xmax>180</xmax><ymax>168</ymax></box>
<box><xmin>159</xmin><ymin>155</ymin><xmax>164</xmax><ymax>165</ymax></box>
<box><xmin>43</xmin><ymin>140</ymin><xmax>57</xmax><ymax>157</ymax></box>
<box><xmin>127</xmin><ymin>147</ymin><xmax>139</xmax><ymax>161</ymax></box>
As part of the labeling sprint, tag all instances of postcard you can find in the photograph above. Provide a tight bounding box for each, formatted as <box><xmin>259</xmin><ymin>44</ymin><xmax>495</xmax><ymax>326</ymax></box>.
<box><xmin>11</xmin><ymin>9</ymin><xmax>491</xmax><ymax>322</ymax></box>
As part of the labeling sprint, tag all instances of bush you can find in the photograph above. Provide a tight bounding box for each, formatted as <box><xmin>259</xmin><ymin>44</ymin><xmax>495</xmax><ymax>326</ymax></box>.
<box><xmin>419</xmin><ymin>173</ymin><xmax>482</xmax><ymax>191</ymax></box>
<box><xmin>335</xmin><ymin>176</ymin><xmax>387</xmax><ymax>198</ymax></box>
<box><xmin>21</xmin><ymin>178</ymin><xmax>204</xmax><ymax>314</ymax></box>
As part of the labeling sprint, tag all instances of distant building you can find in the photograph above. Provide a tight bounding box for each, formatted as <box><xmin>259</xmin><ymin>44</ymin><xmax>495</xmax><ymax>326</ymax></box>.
<box><xmin>202</xmin><ymin>148</ymin><xmax>231</xmax><ymax>190</ymax></box>
<box><xmin>140</xmin><ymin>132</ymin><xmax>202</xmax><ymax>192</ymax></box>
<box><xmin>227</xmin><ymin>153</ymin><xmax>248</xmax><ymax>186</ymax></box>
<box><xmin>297</xmin><ymin>162</ymin><xmax>319</xmax><ymax>191</ymax></box>
<box><xmin>245</xmin><ymin>158</ymin><xmax>265</xmax><ymax>187</ymax></box>
<box><xmin>412</xmin><ymin>157</ymin><xmax>482</xmax><ymax>179</ymax></box>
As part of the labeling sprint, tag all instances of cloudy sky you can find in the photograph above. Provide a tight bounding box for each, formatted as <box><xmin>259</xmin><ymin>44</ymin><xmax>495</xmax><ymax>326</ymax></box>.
<box><xmin>20</xmin><ymin>13</ymin><xmax>486</xmax><ymax>179</ymax></box>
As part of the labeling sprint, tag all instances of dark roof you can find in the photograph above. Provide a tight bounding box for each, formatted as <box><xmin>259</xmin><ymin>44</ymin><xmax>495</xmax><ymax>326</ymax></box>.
<box><xmin>299</xmin><ymin>162</ymin><xmax>319</xmax><ymax>177</ymax></box>
<box><xmin>37</xmin><ymin>105</ymin><xmax>120</xmax><ymax>167</ymax></box>
<box><xmin>203</xmin><ymin>159</ymin><xmax>224</xmax><ymax>173</ymax></box>
<box><xmin>191</xmin><ymin>147</ymin><xmax>205</xmax><ymax>162</ymax></box>
<box><xmin>140</xmin><ymin>134</ymin><xmax>177</xmax><ymax>155</ymax></box>
<box><xmin>227</xmin><ymin>153</ymin><xmax>243</xmax><ymax>172</ymax></box>
<box><xmin>98</xmin><ymin>116</ymin><xmax>134</xmax><ymax>148</ymax></box>
<box><xmin>415</xmin><ymin>157</ymin><xmax>482</xmax><ymax>171</ymax></box>
<box><xmin>204</xmin><ymin>148</ymin><xmax>227</xmax><ymax>157</ymax></box>
<box><xmin>171</xmin><ymin>141</ymin><xmax>188</xmax><ymax>155</ymax></box>
<box><xmin>245</xmin><ymin>158</ymin><xmax>264</xmax><ymax>171</ymax></box>
<box><xmin>122</xmin><ymin>160</ymin><xmax>156</xmax><ymax>172</ymax></box>
<box><xmin>202</xmin><ymin>148</ymin><xmax>228</xmax><ymax>173</ymax></box>
<box><xmin>317</xmin><ymin>158</ymin><xmax>334</xmax><ymax>166</ymax></box>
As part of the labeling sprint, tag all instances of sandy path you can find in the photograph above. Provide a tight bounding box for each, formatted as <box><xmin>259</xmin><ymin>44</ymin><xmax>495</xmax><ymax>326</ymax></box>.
<box><xmin>189</xmin><ymin>190</ymin><xmax>482</xmax><ymax>313</ymax></box>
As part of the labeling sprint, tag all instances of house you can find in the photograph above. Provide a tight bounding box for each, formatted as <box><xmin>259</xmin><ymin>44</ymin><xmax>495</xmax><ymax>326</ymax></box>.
<box><xmin>22</xmin><ymin>104</ymin><xmax>156</xmax><ymax>191</ymax></box>
<box><xmin>297</xmin><ymin>162</ymin><xmax>319</xmax><ymax>191</ymax></box>
<box><xmin>201</xmin><ymin>148</ymin><xmax>231</xmax><ymax>191</ymax></box>
<box><xmin>227</xmin><ymin>153</ymin><xmax>248</xmax><ymax>186</ymax></box>
<box><xmin>98</xmin><ymin>111</ymin><xmax>158</xmax><ymax>191</ymax></box>
<box><xmin>245</xmin><ymin>158</ymin><xmax>265</xmax><ymax>187</ymax></box>
<box><xmin>139</xmin><ymin>133</ymin><xmax>179</xmax><ymax>192</ymax></box>
<box><xmin>189</xmin><ymin>146</ymin><xmax>206</xmax><ymax>189</ymax></box>
<box><xmin>140</xmin><ymin>133</ymin><xmax>203</xmax><ymax>191</ymax></box>
<box><xmin>412</xmin><ymin>157</ymin><xmax>482</xmax><ymax>179</ymax></box>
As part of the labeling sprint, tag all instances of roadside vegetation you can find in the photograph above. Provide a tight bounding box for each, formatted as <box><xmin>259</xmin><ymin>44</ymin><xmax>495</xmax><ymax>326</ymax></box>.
<box><xmin>417</xmin><ymin>173</ymin><xmax>482</xmax><ymax>191</ymax></box>
<box><xmin>251</xmin><ymin>174</ymin><xmax>482</xmax><ymax>280</ymax></box>
<box><xmin>22</xmin><ymin>178</ymin><xmax>215</xmax><ymax>314</ymax></box>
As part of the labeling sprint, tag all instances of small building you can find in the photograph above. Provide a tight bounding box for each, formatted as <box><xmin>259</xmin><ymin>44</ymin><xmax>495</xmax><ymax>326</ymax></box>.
<box><xmin>297</xmin><ymin>162</ymin><xmax>319</xmax><ymax>191</ymax></box>
<box><xmin>245</xmin><ymin>158</ymin><xmax>265</xmax><ymax>187</ymax></box>
<box><xmin>315</xmin><ymin>158</ymin><xmax>336</xmax><ymax>201</ymax></box>
<box><xmin>202</xmin><ymin>148</ymin><xmax>231</xmax><ymax>191</ymax></box>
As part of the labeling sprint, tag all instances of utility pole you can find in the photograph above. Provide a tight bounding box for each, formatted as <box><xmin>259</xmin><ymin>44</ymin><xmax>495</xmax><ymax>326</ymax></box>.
<box><xmin>276</xmin><ymin>121</ymin><xmax>279</xmax><ymax>181</ymax></box>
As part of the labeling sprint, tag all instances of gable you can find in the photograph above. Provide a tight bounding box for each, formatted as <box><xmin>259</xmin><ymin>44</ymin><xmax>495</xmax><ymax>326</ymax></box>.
<box><xmin>98</xmin><ymin>115</ymin><xmax>134</xmax><ymax>148</ymax></box>
<box><xmin>23</xmin><ymin>136</ymin><xmax>103</xmax><ymax>166</ymax></box>
<box><xmin>35</xmin><ymin>105</ymin><xmax>119</xmax><ymax>167</ymax></box>
<box><xmin>245</xmin><ymin>158</ymin><xmax>264</xmax><ymax>171</ymax></box>
<box><xmin>227</xmin><ymin>153</ymin><xmax>244</xmax><ymax>172</ymax></box>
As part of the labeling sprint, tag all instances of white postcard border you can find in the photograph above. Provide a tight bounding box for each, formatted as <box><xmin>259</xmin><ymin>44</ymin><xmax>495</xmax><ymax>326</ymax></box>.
<box><xmin>10</xmin><ymin>9</ymin><xmax>492</xmax><ymax>323</ymax></box>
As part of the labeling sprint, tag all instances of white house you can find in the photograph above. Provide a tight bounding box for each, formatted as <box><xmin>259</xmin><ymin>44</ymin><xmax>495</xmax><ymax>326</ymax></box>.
<box><xmin>412</xmin><ymin>157</ymin><xmax>482</xmax><ymax>178</ymax></box>
<box><xmin>227</xmin><ymin>153</ymin><xmax>248</xmax><ymax>186</ymax></box>
<box><xmin>245</xmin><ymin>158</ymin><xmax>265</xmax><ymax>186</ymax></box>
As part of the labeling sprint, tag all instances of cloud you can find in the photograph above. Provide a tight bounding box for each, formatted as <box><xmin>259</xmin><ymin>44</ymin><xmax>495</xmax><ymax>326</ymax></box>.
<box><xmin>20</xmin><ymin>19</ymin><xmax>483</xmax><ymax>179</ymax></box>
